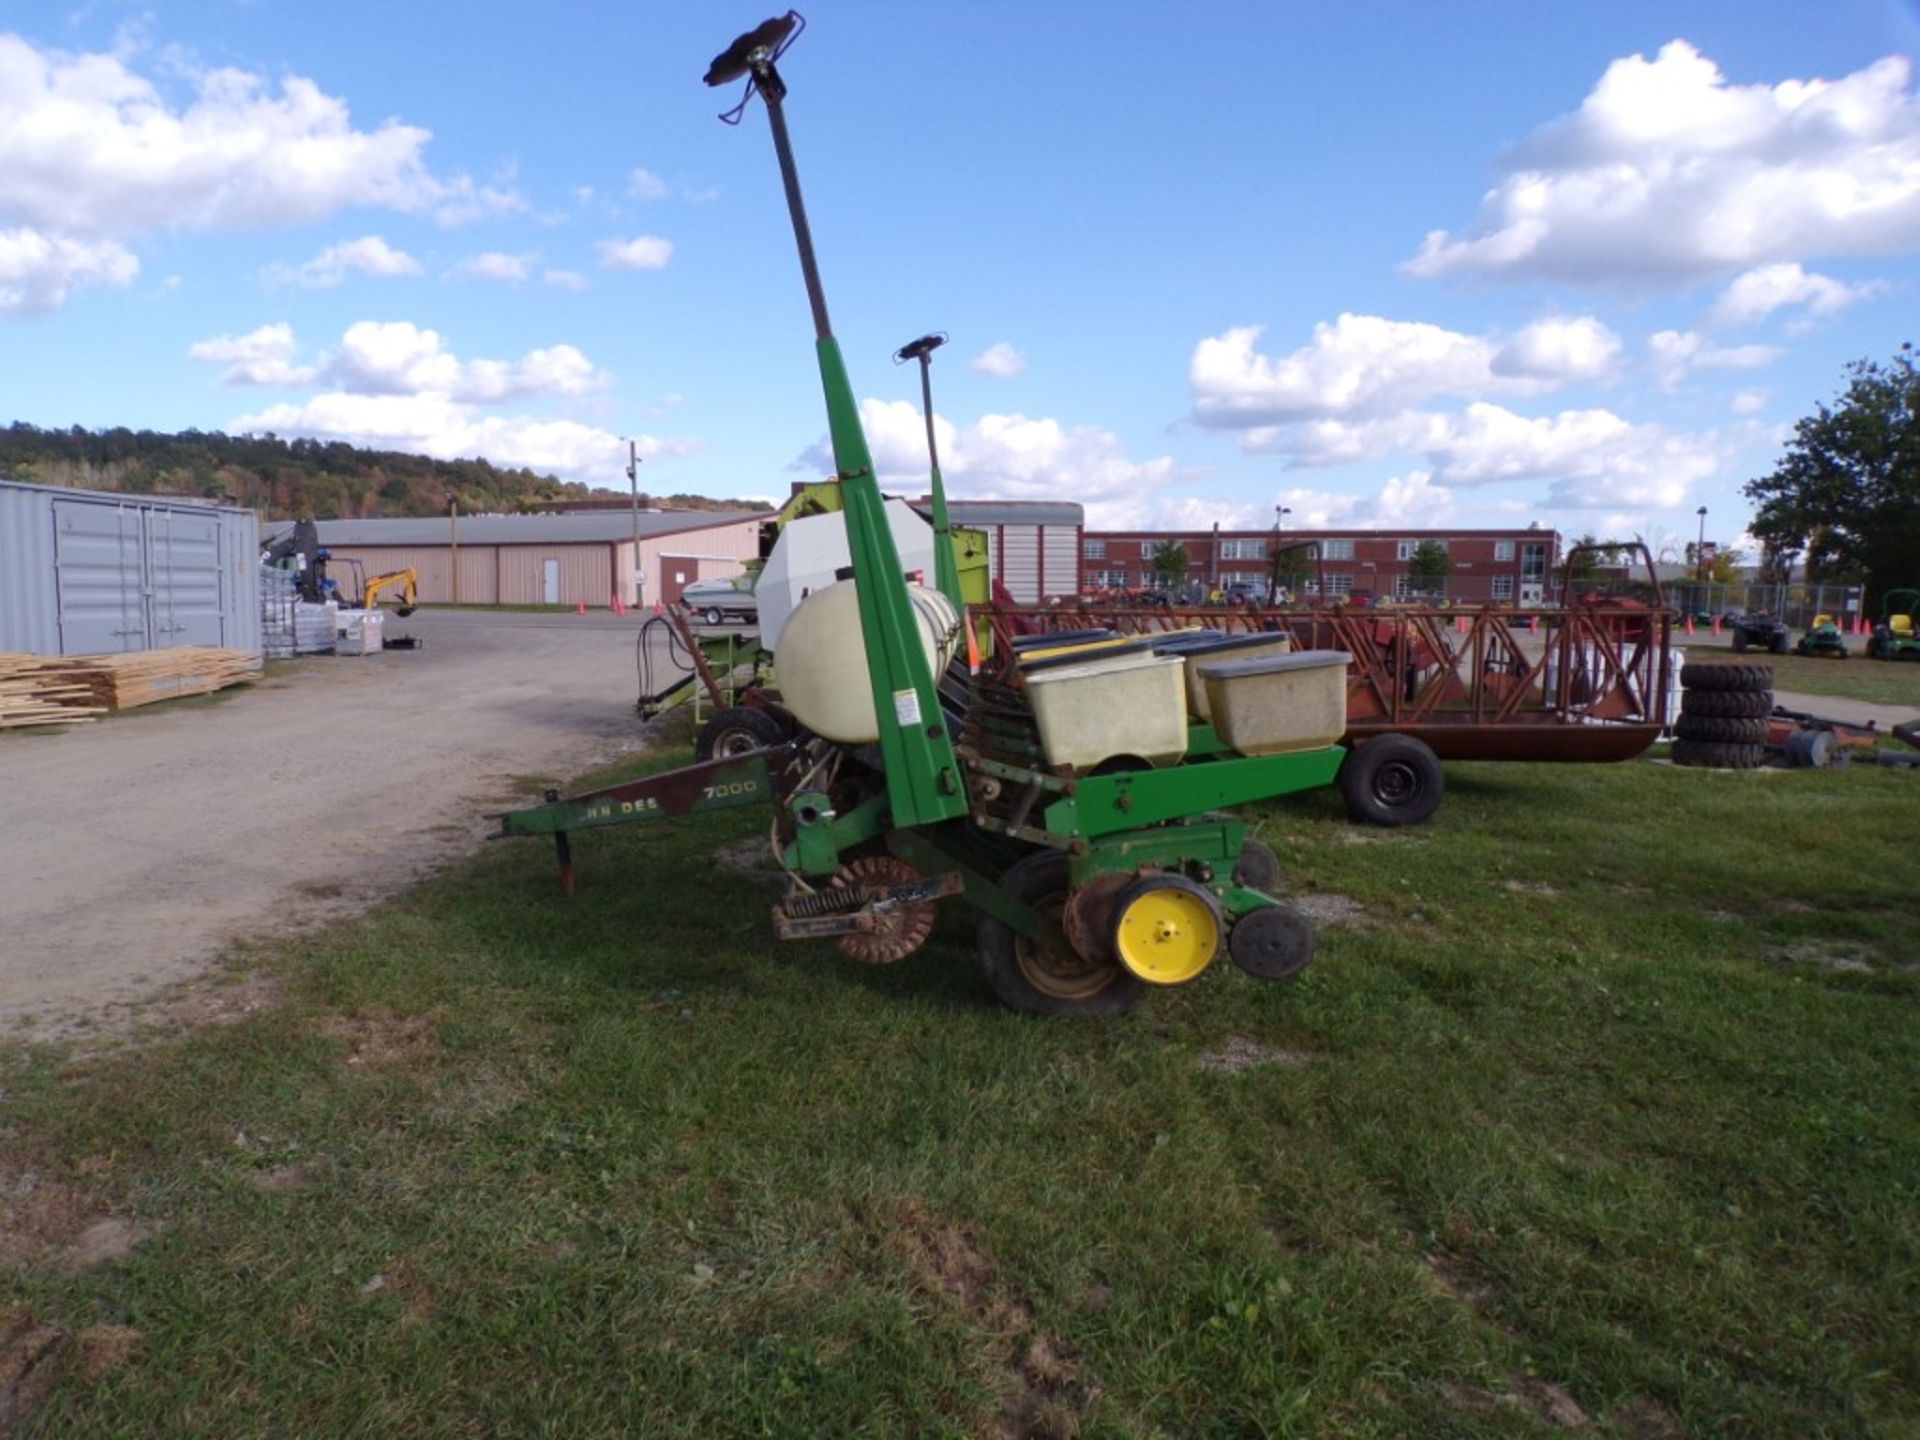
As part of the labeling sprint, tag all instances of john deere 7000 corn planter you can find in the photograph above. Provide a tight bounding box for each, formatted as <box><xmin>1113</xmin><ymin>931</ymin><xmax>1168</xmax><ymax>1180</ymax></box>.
<box><xmin>498</xmin><ymin>13</ymin><xmax>1349</xmax><ymax>1017</ymax></box>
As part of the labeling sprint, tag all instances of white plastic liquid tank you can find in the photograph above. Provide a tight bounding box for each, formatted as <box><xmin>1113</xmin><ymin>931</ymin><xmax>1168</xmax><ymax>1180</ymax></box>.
<box><xmin>775</xmin><ymin>579</ymin><xmax>961</xmax><ymax>743</ymax></box>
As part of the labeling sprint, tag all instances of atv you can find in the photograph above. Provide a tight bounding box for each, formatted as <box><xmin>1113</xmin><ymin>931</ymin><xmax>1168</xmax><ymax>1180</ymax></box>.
<box><xmin>1729</xmin><ymin>612</ymin><xmax>1790</xmax><ymax>654</ymax></box>
<box><xmin>1793</xmin><ymin>613</ymin><xmax>1849</xmax><ymax>659</ymax></box>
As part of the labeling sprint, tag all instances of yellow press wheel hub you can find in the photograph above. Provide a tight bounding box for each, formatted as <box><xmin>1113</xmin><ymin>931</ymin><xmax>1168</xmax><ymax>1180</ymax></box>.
<box><xmin>1110</xmin><ymin>877</ymin><xmax>1222</xmax><ymax>986</ymax></box>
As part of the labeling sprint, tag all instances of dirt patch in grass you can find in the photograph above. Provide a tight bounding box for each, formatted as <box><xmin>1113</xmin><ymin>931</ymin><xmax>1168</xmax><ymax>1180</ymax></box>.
<box><xmin>0</xmin><ymin>1307</ymin><xmax>142</xmax><ymax>1437</ymax></box>
<box><xmin>1423</xmin><ymin>1253</ymin><xmax>1495</xmax><ymax>1310</ymax></box>
<box><xmin>1502</xmin><ymin>879</ymin><xmax>1562</xmax><ymax>898</ymax></box>
<box><xmin>1611</xmin><ymin>1395</ymin><xmax>1685</xmax><ymax>1439</ymax></box>
<box><xmin>1771</xmin><ymin>942</ymin><xmax>1874</xmax><ymax>973</ymax></box>
<box><xmin>889</xmin><ymin>1201</ymin><xmax>1085</xmax><ymax>1439</ymax></box>
<box><xmin>710</xmin><ymin>836</ymin><xmax>782</xmax><ymax>874</ymax></box>
<box><xmin>321</xmin><ymin>1009</ymin><xmax>440</xmax><ymax>1070</ymax></box>
<box><xmin>0</xmin><ymin>1163</ymin><xmax>155</xmax><ymax>1271</ymax></box>
<box><xmin>1197</xmin><ymin>1037</ymin><xmax>1312</xmax><ymax>1074</ymax></box>
<box><xmin>247</xmin><ymin>1163</ymin><xmax>310</xmax><ymax>1194</ymax></box>
<box><xmin>1445</xmin><ymin>1375</ymin><xmax>1589</xmax><ymax>1431</ymax></box>
<box><xmin>1296</xmin><ymin>893</ymin><xmax>1369</xmax><ymax>926</ymax></box>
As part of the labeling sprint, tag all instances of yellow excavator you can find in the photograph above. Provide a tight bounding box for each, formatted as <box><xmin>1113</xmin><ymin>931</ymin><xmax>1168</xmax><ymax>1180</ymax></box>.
<box><xmin>336</xmin><ymin>560</ymin><xmax>420</xmax><ymax>616</ymax></box>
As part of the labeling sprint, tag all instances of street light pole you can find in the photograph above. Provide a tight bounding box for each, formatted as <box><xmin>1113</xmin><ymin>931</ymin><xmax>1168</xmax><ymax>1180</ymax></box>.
<box><xmin>627</xmin><ymin>440</ymin><xmax>644</xmax><ymax>606</ymax></box>
<box><xmin>1695</xmin><ymin>505</ymin><xmax>1708</xmax><ymax>586</ymax></box>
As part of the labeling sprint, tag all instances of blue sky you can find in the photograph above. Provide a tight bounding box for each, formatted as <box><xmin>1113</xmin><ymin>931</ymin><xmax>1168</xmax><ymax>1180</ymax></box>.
<box><xmin>4</xmin><ymin>1</ymin><xmax>1919</xmax><ymax>558</ymax></box>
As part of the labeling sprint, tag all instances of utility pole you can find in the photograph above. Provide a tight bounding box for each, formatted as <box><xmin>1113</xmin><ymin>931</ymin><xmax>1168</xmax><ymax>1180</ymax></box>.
<box><xmin>627</xmin><ymin>440</ymin><xmax>644</xmax><ymax>606</ymax></box>
<box><xmin>449</xmin><ymin>492</ymin><xmax>460</xmax><ymax>605</ymax></box>
<box><xmin>1695</xmin><ymin>505</ymin><xmax>1708</xmax><ymax>586</ymax></box>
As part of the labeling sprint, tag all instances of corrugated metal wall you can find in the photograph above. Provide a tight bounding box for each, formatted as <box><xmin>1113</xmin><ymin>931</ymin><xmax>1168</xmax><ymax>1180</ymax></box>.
<box><xmin>0</xmin><ymin>480</ymin><xmax>260</xmax><ymax>657</ymax></box>
<box><xmin>638</xmin><ymin>519</ymin><xmax>758</xmax><ymax>607</ymax></box>
<box><xmin>315</xmin><ymin>545</ymin><xmax>503</xmax><ymax>604</ymax></box>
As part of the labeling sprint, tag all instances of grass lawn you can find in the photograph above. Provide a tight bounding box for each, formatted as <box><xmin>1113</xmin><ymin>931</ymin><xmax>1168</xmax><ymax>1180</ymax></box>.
<box><xmin>1679</xmin><ymin>639</ymin><xmax>1920</xmax><ymax>710</ymax></box>
<box><xmin>3</xmin><ymin>749</ymin><xmax>1917</xmax><ymax>1437</ymax></box>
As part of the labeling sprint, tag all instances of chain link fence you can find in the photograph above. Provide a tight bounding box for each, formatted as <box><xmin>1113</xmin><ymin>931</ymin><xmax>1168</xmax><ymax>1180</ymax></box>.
<box><xmin>1663</xmin><ymin>581</ymin><xmax>1865</xmax><ymax>629</ymax></box>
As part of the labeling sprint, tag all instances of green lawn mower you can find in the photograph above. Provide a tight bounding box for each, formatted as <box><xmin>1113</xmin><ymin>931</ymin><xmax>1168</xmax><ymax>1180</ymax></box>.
<box><xmin>1867</xmin><ymin>589</ymin><xmax>1920</xmax><ymax>662</ymax></box>
<box><xmin>1793</xmin><ymin>613</ymin><xmax>1850</xmax><ymax>659</ymax></box>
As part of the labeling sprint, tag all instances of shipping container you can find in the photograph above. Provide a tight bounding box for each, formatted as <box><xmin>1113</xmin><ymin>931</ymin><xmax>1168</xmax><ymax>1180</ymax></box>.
<box><xmin>0</xmin><ymin>479</ymin><xmax>261</xmax><ymax>657</ymax></box>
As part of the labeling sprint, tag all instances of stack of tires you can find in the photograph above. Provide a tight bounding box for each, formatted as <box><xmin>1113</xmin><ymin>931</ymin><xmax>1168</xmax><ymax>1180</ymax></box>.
<box><xmin>1673</xmin><ymin>663</ymin><xmax>1773</xmax><ymax>768</ymax></box>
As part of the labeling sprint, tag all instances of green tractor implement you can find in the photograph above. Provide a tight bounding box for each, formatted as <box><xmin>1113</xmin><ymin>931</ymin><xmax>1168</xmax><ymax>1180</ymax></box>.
<box><xmin>1867</xmin><ymin>589</ymin><xmax>1920</xmax><ymax>662</ymax></box>
<box><xmin>497</xmin><ymin>12</ymin><xmax>1348</xmax><ymax>1016</ymax></box>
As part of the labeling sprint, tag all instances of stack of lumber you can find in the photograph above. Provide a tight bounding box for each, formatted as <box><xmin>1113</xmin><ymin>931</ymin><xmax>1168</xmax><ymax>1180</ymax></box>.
<box><xmin>0</xmin><ymin>647</ymin><xmax>260</xmax><ymax>723</ymax></box>
<box><xmin>0</xmin><ymin>655</ymin><xmax>106</xmax><ymax>728</ymax></box>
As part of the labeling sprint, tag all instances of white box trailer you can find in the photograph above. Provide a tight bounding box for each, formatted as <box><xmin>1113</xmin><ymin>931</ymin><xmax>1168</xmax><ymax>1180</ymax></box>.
<box><xmin>0</xmin><ymin>479</ymin><xmax>261</xmax><ymax>657</ymax></box>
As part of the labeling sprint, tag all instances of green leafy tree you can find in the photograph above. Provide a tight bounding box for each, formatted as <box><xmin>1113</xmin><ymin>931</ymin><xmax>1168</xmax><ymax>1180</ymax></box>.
<box><xmin>1745</xmin><ymin>343</ymin><xmax>1920</xmax><ymax>604</ymax></box>
<box><xmin>1405</xmin><ymin>539</ymin><xmax>1452</xmax><ymax>598</ymax></box>
<box><xmin>1271</xmin><ymin>543</ymin><xmax>1315</xmax><ymax>599</ymax></box>
<box><xmin>1150</xmin><ymin>540</ymin><xmax>1190</xmax><ymax>589</ymax></box>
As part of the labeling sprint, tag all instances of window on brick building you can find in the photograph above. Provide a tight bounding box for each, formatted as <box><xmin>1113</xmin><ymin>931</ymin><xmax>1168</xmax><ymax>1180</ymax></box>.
<box><xmin>1320</xmin><ymin>538</ymin><xmax>1354</xmax><ymax>560</ymax></box>
<box><xmin>1492</xmin><ymin>574</ymin><xmax>1515</xmax><ymax>600</ymax></box>
<box><xmin>1219</xmin><ymin>538</ymin><xmax>1267</xmax><ymax>560</ymax></box>
<box><xmin>1494</xmin><ymin>540</ymin><xmax>1515</xmax><ymax>561</ymax></box>
<box><xmin>1083</xmin><ymin>539</ymin><xmax>1106</xmax><ymax>560</ymax></box>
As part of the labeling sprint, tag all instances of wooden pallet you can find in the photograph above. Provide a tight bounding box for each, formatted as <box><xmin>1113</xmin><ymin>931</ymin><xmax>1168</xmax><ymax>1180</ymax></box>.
<box><xmin>0</xmin><ymin>655</ymin><xmax>104</xmax><ymax>728</ymax></box>
<box><xmin>0</xmin><ymin>647</ymin><xmax>260</xmax><ymax>722</ymax></box>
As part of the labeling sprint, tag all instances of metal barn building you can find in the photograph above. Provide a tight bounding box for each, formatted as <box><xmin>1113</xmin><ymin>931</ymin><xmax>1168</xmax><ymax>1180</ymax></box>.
<box><xmin>275</xmin><ymin>510</ymin><xmax>766</xmax><ymax>609</ymax></box>
<box><xmin>931</xmin><ymin>500</ymin><xmax>1084</xmax><ymax>603</ymax></box>
<box><xmin>0</xmin><ymin>479</ymin><xmax>262</xmax><ymax>657</ymax></box>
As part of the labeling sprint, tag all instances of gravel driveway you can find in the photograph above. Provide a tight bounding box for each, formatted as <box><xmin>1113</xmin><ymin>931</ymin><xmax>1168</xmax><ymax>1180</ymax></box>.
<box><xmin>0</xmin><ymin>610</ymin><xmax>678</xmax><ymax>1033</ymax></box>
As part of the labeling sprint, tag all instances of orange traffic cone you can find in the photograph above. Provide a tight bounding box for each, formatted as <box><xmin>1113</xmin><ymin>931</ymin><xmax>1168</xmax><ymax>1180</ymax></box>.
<box><xmin>965</xmin><ymin>617</ymin><xmax>982</xmax><ymax>674</ymax></box>
<box><xmin>1711</xmin><ymin>614</ymin><xmax>1722</xmax><ymax>635</ymax></box>
<box><xmin>652</xmin><ymin>601</ymin><xmax>663</xmax><ymax>616</ymax></box>
<box><xmin>1454</xmin><ymin>614</ymin><xmax>1468</xmax><ymax>634</ymax></box>
<box><xmin>613</xmin><ymin>594</ymin><xmax>627</xmax><ymax>616</ymax></box>
<box><xmin>1684</xmin><ymin>614</ymin><xmax>1696</xmax><ymax>636</ymax></box>
<box><xmin>576</xmin><ymin>600</ymin><xmax>587</xmax><ymax>616</ymax></box>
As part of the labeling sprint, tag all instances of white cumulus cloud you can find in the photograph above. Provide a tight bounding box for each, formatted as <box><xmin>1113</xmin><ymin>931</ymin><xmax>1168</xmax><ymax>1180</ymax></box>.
<box><xmin>971</xmin><ymin>342</ymin><xmax>1027</xmax><ymax>378</ymax></box>
<box><xmin>0</xmin><ymin>33</ymin><xmax>521</xmax><ymax>316</ymax></box>
<box><xmin>201</xmin><ymin>320</ymin><xmax>697</xmax><ymax>478</ymax></box>
<box><xmin>1647</xmin><ymin>329</ymin><xmax>1780</xmax><ymax>388</ymax></box>
<box><xmin>597</xmin><ymin>234</ymin><xmax>673</xmax><ymax>270</ymax></box>
<box><xmin>1406</xmin><ymin>42</ymin><xmax>1920</xmax><ymax>285</ymax></box>
<box><xmin>1706</xmin><ymin>262</ymin><xmax>1885</xmax><ymax>327</ymax></box>
<box><xmin>542</xmin><ymin>268</ymin><xmax>588</xmax><ymax>292</ymax></box>
<box><xmin>263</xmin><ymin>235</ymin><xmax>421</xmax><ymax>288</ymax></box>
<box><xmin>186</xmin><ymin>322</ymin><xmax>316</xmax><ymax>386</ymax></box>
<box><xmin>628</xmin><ymin>168</ymin><xmax>668</xmax><ymax>201</ymax></box>
<box><xmin>455</xmin><ymin>251</ymin><xmax>535</xmax><ymax>282</ymax></box>
<box><xmin>1190</xmin><ymin>313</ymin><xmax>1619</xmax><ymax>429</ymax></box>
<box><xmin>0</xmin><ymin>227</ymin><xmax>136</xmax><ymax>314</ymax></box>
<box><xmin>796</xmin><ymin>397</ymin><xmax>1184</xmax><ymax>527</ymax></box>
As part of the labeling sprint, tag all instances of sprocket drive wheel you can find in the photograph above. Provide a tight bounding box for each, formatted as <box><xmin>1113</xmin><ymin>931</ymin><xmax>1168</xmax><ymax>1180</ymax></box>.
<box><xmin>828</xmin><ymin>855</ymin><xmax>936</xmax><ymax>965</ymax></box>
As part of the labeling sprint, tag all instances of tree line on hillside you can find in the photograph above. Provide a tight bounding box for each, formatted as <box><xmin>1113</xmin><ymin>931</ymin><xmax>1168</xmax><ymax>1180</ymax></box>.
<box><xmin>0</xmin><ymin>424</ymin><xmax>772</xmax><ymax>520</ymax></box>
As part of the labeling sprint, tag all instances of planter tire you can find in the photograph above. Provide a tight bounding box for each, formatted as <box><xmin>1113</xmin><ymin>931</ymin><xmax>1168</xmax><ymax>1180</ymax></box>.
<box><xmin>1338</xmin><ymin>735</ymin><xmax>1445</xmax><ymax>828</ymax></box>
<box><xmin>1679</xmin><ymin>689</ymin><xmax>1772</xmax><ymax>719</ymax></box>
<box><xmin>1674</xmin><ymin>714</ymin><xmax>1768</xmax><ymax>744</ymax></box>
<box><xmin>1678</xmin><ymin>663</ymin><xmax>1773</xmax><ymax>692</ymax></box>
<box><xmin>978</xmin><ymin>851</ymin><xmax>1144</xmax><ymax>1019</ymax></box>
<box><xmin>694</xmin><ymin>705</ymin><xmax>787</xmax><ymax>761</ymax></box>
